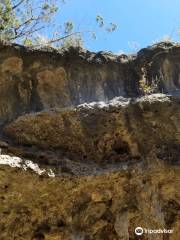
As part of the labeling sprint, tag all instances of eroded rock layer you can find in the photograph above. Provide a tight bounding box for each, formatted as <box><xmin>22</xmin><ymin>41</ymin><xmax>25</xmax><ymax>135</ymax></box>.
<box><xmin>0</xmin><ymin>41</ymin><xmax>180</xmax><ymax>125</ymax></box>
<box><xmin>3</xmin><ymin>94</ymin><xmax>180</xmax><ymax>165</ymax></box>
<box><xmin>0</xmin><ymin>42</ymin><xmax>179</xmax><ymax>240</ymax></box>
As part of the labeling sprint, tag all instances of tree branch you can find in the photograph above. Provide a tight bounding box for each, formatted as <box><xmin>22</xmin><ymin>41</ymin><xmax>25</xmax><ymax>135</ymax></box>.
<box><xmin>12</xmin><ymin>0</ymin><xmax>26</xmax><ymax>10</ymax></box>
<box><xmin>32</xmin><ymin>30</ymin><xmax>94</xmax><ymax>47</ymax></box>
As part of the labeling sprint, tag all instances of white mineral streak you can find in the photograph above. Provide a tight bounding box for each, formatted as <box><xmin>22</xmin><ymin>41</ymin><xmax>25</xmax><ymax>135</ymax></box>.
<box><xmin>0</xmin><ymin>155</ymin><xmax>22</xmax><ymax>168</ymax></box>
<box><xmin>136</xmin><ymin>93</ymin><xmax>170</xmax><ymax>103</ymax></box>
<box><xmin>78</xmin><ymin>96</ymin><xmax>131</xmax><ymax>110</ymax></box>
<box><xmin>0</xmin><ymin>155</ymin><xmax>55</xmax><ymax>177</ymax></box>
<box><xmin>23</xmin><ymin>160</ymin><xmax>46</xmax><ymax>175</ymax></box>
<box><xmin>77</xmin><ymin>94</ymin><xmax>171</xmax><ymax>111</ymax></box>
<box><xmin>47</xmin><ymin>169</ymin><xmax>56</xmax><ymax>177</ymax></box>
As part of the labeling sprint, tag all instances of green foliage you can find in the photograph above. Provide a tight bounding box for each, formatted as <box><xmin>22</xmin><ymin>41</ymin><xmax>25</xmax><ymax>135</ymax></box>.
<box><xmin>96</xmin><ymin>15</ymin><xmax>117</xmax><ymax>32</ymax></box>
<box><xmin>60</xmin><ymin>34</ymin><xmax>84</xmax><ymax>50</ymax></box>
<box><xmin>96</xmin><ymin>15</ymin><xmax>104</xmax><ymax>27</ymax></box>
<box><xmin>0</xmin><ymin>0</ymin><xmax>117</xmax><ymax>47</ymax></box>
<box><xmin>64</xmin><ymin>21</ymin><xmax>74</xmax><ymax>34</ymax></box>
<box><xmin>0</xmin><ymin>0</ymin><xmax>61</xmax><ymax>42</ymax></box>
<box><xmin>140</xmin><ymin>70</ymin><xmax>160</xmax><ymax>95</ymax></box>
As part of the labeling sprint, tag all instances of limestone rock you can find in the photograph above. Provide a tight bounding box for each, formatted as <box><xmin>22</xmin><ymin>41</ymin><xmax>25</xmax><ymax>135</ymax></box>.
<box><xmin>3</xmin><ymin>94</ymin><xmax>180</xmax><ymax>164</ymax></box>
<box><xmin>0</xmin><ymin>42</ymin><xmax>179</xmax><ymax>239</ymax></box>
<box><xmin>0</xmin><ymin>42</ymin><xmax>180</xmax><ymax>125</ymax></box>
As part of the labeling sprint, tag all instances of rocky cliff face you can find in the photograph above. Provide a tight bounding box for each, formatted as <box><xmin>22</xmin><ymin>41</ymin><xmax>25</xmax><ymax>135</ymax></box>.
<box><xmin>0</xmin><ymin>42</ymin><xmax>179</xmax><ymax>240</ymax></box>
<box><xmin>0</xmin><ymin>41</ymin><xmax>180</xmax><ymax>126</ymax></box>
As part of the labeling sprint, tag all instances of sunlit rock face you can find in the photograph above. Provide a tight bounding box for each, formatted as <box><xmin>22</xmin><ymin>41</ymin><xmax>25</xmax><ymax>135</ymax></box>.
<box><xmin>3</xmin><ymin>94</ymin><xmax>180</xmax><ymax>164</ymax></box>
<box><xmin>0</xmin><ymin>42</ymin><xmax>179</xmax><ymax>240</ymax></box>
<box><xmin>0</xmin><ymin>41</ymin><xmax>180</xmax><ymax>126</ymax></box>
<box><xmin>0</xmin><ymin>43</ymin><xmax>136</xmax><ymax>125</ymax></box>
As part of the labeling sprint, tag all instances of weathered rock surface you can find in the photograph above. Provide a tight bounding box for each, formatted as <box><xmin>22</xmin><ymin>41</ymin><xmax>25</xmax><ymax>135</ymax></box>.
<box><xmin>0</xmin><ymin>42</ymin><xmax>179</xmax><ymax>239</ymax></box>
<box><xmin>0</xmin><ymin>41</ymin><xmax>180</xmax><ymax>125</ymax></box>
<box><xmin>0</xmin><ymin>156</ymin><xmax>179</xmax><ymax>240</ymax></box>
<box><xmin>3</xmin><ymin>94</ymin><xmax>180</xmax><ymax>165</ymax></box>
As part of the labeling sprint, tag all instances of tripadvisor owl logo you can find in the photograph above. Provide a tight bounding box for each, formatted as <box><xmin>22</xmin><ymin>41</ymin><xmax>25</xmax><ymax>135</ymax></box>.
<box><xmin>135</xmin><ymin>227</ymin><xmax>143</xmax><ymax>236</ymax></box>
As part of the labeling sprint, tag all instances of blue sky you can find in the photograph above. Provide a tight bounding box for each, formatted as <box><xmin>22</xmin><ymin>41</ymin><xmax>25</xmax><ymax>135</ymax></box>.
<box><xmin>53</xmin><ymin>0</ymin><xmax>180</xmax><ymax>53</ymax></box>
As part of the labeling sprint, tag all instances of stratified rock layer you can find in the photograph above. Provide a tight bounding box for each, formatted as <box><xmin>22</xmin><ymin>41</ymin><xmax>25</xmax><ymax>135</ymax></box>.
<box><xmin>0</xmin><ymin>41</ymin><xmax>180</xmax><ymax>125</ymax></box>
<box><xmin>3</xmin><ymin>94</ymin><xmax>180</xmax><ymax>164</ymax></box>
<box><xmin>0</xmin><ymin>42</ymin><xmax>179</xmax><ymax>240</ymax></box>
